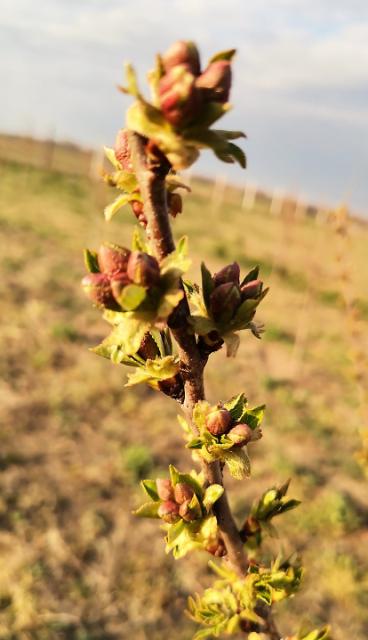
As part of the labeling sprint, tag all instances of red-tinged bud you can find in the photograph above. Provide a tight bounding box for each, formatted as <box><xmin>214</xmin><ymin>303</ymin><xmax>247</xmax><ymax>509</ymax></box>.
<box><xmin>206</xmin><ymin>407</ymin><xmax>232</xmax><ymax>436</ymax></box>
<box><xmin>206</xmin><ymin>538</ymin><xmax>226</xmax><ymax>557</ymax></box>
<box><xmin>162</xmin><ymin>40</ymin><xmax>201</xmax><ymax>76</ymax></box>
<box><xmin>179</xmin><ymin>499</ymin><xmax>197</xmax><ymax>522</ymax></box>
<box><xmin>158</xmin><ymin>500</ymin><xmax>180</xmax><ymax>523</ymax></box>
<box><xmin>156</xmin><ymin>479</ymin><xmax>175</xmax><ymax>502</ymax></box>
<box><xmin>130</xmin><ymin>200</ymin><xmax>147</xmax><ymax>228</ymax></box>
<box><xmin>98</xmin><ymin>243</ymin><xmax>131</xmax><ymax>278</ymax></box>
<box><xmin>168</xmin><ymin>192</ymin><xmax>182</xmax><ymax>217</ymax></box>
<box><xmin>227</xmin><ymin>423</ymin><xmax>253</xmax><ymax>447</ymax></box>
<box><xmin>110</xmin><ymin>273</ymin><xmax>131</xmax><ymax>302</ymax></box>
<box><xmin>174</xmin><ymin>482</ymin><xmax>194</xmax><ymax>505</ymax></box>
<box><xmin>158</xmin><ymin>375</ymin><xmax>185</xmax><ymax>403</ymax></box>
<box><xmin>213</xmin><ymin>262</ymin><xmax>240</xmax><ymax>287</ymax></box>
<box><xmin>240</xmin><ymin>279</ymin><xmax>263</xmax><ymax>300</ymax></box>
<box><xmin>115</xmin><ymin>129</ymin><xmax>132</xmax><ymax>170</ymax></box>
<box><xmin>209</xmin><ymin>282</ymin><xmax>241</xmax><ymax>322</ymax></box>
<box><xmin>81</xmin><ymin>273</ymin><xmax>118</xmax><ymax>309</ymax></box>
<box><xmin>127</xmin><ymin>251</ymin><xmax>161</xmax><ymax>287</ymax></box>
<box><xmin>138</xmin><ymin>333</ymin><xmax>160</xmax><ymax>361</ymax></box>
<box><xmin>196</xmin><ymin>60</ymin><xmax>232</xmax><ymax>103</ymax></box>
<box><xmin>159</xmin><ymin>65</ymin><xmax>202</xmax><ymax>128</ymax></box>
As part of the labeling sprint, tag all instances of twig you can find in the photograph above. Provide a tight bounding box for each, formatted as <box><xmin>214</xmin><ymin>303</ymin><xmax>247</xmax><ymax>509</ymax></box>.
<box><xmin>130</xmin><ymin>132</ymin><xmax>249</xmax><ymax>577</ymax></box>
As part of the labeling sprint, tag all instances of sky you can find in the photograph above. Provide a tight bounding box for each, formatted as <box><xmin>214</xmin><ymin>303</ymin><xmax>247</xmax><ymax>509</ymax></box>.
<box><xmin>1</xmin><ymin>0</ymin><xmax>368</xmax><ymax>214</ymax></box>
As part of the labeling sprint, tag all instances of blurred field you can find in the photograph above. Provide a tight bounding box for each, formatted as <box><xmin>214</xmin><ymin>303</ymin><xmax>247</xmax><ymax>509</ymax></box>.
<box><xmin>1</xmin><ymin>139</ymin><xmax>368</xmax><ymax>640</ymax></box>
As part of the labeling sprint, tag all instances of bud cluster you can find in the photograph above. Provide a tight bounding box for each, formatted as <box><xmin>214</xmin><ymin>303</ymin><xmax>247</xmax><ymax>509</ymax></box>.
<box><xmin>209</xmin><ymin>262</ymin><xmax>263</xmax><ymax>325</ymax></box>
<box><xmin>205</xmin><ymin>405</ymin><xmax>257</xmax><ymax>449</ymax></box>
<box><xmin>113</xmin><ymin>129</ymin><xmax>182</xmax><ymax>226</ymax></box>
<box><xmin>156</xmin><ymin>478</ymin><xmax>199</xmax><ymax>524</ymax></box>
<box><xmin>82</xmin><ymin>243</ymin><xmax>160</xmax><ymax>311</ymax></box>
<box><xmin>158</xmin><ymin>41</ymin><xmax>233</xmax><ymax>129</ymax></box>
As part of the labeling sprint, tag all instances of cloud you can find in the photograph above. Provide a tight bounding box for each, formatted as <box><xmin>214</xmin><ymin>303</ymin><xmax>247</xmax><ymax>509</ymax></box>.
<box><xmin>0</xmin><ymin>0</ymin><xmax>367</xmax><ymax>212</ymax></box>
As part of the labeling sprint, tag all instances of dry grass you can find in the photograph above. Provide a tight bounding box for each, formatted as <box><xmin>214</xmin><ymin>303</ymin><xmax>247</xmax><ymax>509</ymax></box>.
<box><xmin>0</xmin><ymin>144</ymin><xmax>368</xmax><ymax>639</ymax></box>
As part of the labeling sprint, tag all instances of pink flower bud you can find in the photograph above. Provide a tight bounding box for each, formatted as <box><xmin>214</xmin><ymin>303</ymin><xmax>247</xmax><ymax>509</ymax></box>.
<box><xmin>156</xmin><ymin>479</ymin><xmax>175</xmax><ymax>502</ymax></box>
<box><xmin>240</xmin><ymin>279</ymin><xmax>263</xmax><ymax>300</ymax></box>
<box><xmin>213</xmin><ymin>262</ymin><xmax>240</xmax><ymax>287</ymax></box>
<box><xmin>206</xmin><ymin>538</ymin><xmax>227</xmax><ymax>557</ymax></box>
<box><xmin>127</xmin><ymin>251</ymin><xmax>161</xmax><ymax>287</ymax></box>
<box><xmin>209</xmin><ymin>282</ymin><xmax>241</xmax><ymax>322</ymax></box>
<box><xmin>114</xmin><ymin>129</ymin><xmax>132</xmax><ymax>170</ymax></box>
<box><xmin>159</xmin><ymin>65</ymin><xmax>202</xmax><ymax>128</ymax></box>
<box><xmin>162</xmin><ymin>40</ymin><xmax>200</xmax><ymax>76</ymax></box>
<box><xmin>196</xmin><ymin>60</ymin><xmax>232</xmax><ymax>103</ymax></box>
<box><xmin>174</xmin><ymin>482</ymin><xmax>194</xmax><ymax>505</ymax></box>
<box><xmin>81</xmin><ymin>273</ymin><xmax>118</xmax><ymax>309</ymax></box>
<box><xmin>206</xmin><ymin>407</ymin><xmax>232</xmax><ymax>436</ymax></box>
<box><xmin>158</xmin><ymin>500</ymin><xmax>180</xmax><ymax>523</ymax></box>
<box><xmin>168</xmin><ymin>192</ymin><xmax>182</xmax><ymax>217</ymax></box>
<box><xmin>227</xmin><ymin>423</ymin><xmax>253</xmax><ymax>447</ymax></box>
<box><xmin>179</xmin><ymin>499</ymin><xmax>197</xmax><ymax>522</ymax></box>
<box><xmin>98</xmin><ymin>243</ymin><xmax>131</xmax><ymax>278</ymax></box>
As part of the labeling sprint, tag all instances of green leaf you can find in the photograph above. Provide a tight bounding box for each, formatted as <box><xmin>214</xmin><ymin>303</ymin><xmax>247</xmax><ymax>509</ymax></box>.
<box><xmin>160</xmin><ymin>236</ymin><xmax>191</xmax><ymax>276</ymax></box>
<box><xmin>243</xmin><ymin>404</ymin><xmax>266</xmax><ymax>429</ymax></box>
<box><xmin>104</xmin><ymin>193</ymin><xmax>134</xmax><ymax>221</ymax></box>
<box><xmin>223</xmin><ymin>393</ymin><xmax>247</xmax><ymax>422</ymax></box>
<box><xmin>118</xmin><ymin>284</ymin><xmax>147</xmax><ymax>311</ymax></box>
<box><xmin>187</xmin><ymin>437</ymin><xmax>204</xmax><ymax>449</ymax></box>
<box><xmin>241</xmin><ymin>265</ymin><xmax>260</xmax><ymax>286</ymax></box>
<box><xmin>209</xmin><ymin>48</ymin><xmax>237</xmax><ymax>63</ymax></box>
<box><xmin>112</xmin><ymin>315</ymin><xmax>151</xmax><ymax>356</ymax></box>
<box><xmin>133</xmin><ymin>501</ymin><xmax>160</xmax><ymax>518</ymax></box>
<box><xmin>104</xmin><ymin>145</ymin><xmax>121</xmax><ymax>170</ymax></box>
<box><xmin>141</xmin><ymin>479</ymin><xmax>159</xmax><ymax>501</ymax></box>
<box><xmin>203</xmin><ymin>485</ymin><xmax>224</xmax><ymax>512</ymax></box>
<box><xmin>131</xmin><ymin>227</ymin><xmax>149</xmax><ymax>252</ymax></box>
<box><xmin>201</xmin><ymin>262</ymin><xmax>214</xmax><ymax>309</ymax></box>
<box><xmin>83</xmin><ymin>248</ymin><xmax>100</xmax><ymax>273</ymax></box>
<box><xmin>190</xmin><ymin>315</ymin><xmax>216</xmax><ymax>336</ymax></box>
<box><xmin>169</xmin><ymin>464</ymin><xmax>180</xmax><ymax>487</ymax></box>
<box><xmin>122</xmin><ymin>62</ymin><xmax>142</xmax><ymax>98</ymax></box>
<box><xmin>224</xmin><ymin>448</ymin><xmax>251</xmax><ymax>480</ymax></box>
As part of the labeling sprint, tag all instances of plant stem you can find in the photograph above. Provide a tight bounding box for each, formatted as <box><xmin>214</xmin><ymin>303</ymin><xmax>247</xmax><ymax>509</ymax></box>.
<box><xmin>130</xmin><ymin>132</ymin><xmax>248</xmax><ymax>576</ymax></box>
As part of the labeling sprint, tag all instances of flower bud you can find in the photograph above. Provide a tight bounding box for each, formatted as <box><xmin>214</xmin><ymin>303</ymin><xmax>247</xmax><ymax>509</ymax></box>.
<box><xmin>81</xmin><ymin>273</ymin><xmax>118</xmax><ymax>309</ymax></box>
<box><xmin>156</xmin><ymin>479</ymin><xmax>175</xmax><ymax>502</ymax></box>
<box><xmin>179</xmin><ymin>499</ymin><xmax>197</xmax><ymax>522</ymax></box>
<box><xmin>130</xmin><ymin>200</ymin><xmax>147</xmax><ymax>228</ymax></box>
<box><xmin>206</xmin><ymin>407</ymin><xmax>232</xmax><ymax>436</ymax></box>
<box><xmin>205</xmin><ymin>538</ymin><xmax>226</xmax><ymax>557</ymax></box>
<box><xmin>162</xmin><ymin>40</ymin><xmax>200</xmax><ymax>76</ymax></box>
<box><xmin>196</xmin><ymin>60</ymin><xmax>232</xmax><ymax>103</ymax></box>
<box><xmin>240</xmin><ymin>279</ymin><xmax>263</xmax><ymax>300</ymax></box>
<box><xmin>138</xmin><ymin>333</ymin><xmax>160</xmax><ymax>361</ymax></box>
<box><xmin>159</xmin><ymin>65</ymin><xmax>202</xmax><ymax>128</ymax></box>
<box><xmin>209</xmin><ymin>282</ymin><xmax>241</xmax><ymax>322</ymax></box>
<box><xmin>213</xmin><ymin>262</ymin><xmax>240</xmax><ymax>287</ymax></box>
<box><xmin>115</xmin><ymin>128</ymin><xmax>132</xmax><ymax>170</ymax></box>
<box><xmin>98</xmin><ymin>243</ymin><xmax>131</xmax><ymax>278</ymax></box>
<box><xmin>110</xmin><ymin>273</ymin><xmax>131</xmax><ymax>302</ymax></box>
<box><xmin>174</xmin><ymin>482</ymin><xmax>194</xmax><ymax>505</ymax></box>
<box><xmin>227</xmin><ymin>423</ymin><xmax>253</xmax><ymax>447</ymax></box>
<box><xmin>168</xmin><ymin>192</ymin><xmax>182</xmax><ymax>217</ymax></box>
<box><xmin>158</xmin><ymin>500</ymin><xmax>180</xmax><ymax>523</ymax></box>
<box><xmin>127</xmin><ymin>251</ymin><xmax>161</xmax><ymax>287</ymax></box>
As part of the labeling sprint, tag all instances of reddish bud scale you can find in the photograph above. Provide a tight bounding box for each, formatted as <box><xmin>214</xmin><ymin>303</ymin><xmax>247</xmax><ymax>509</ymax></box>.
<box><xmin>98</xmin><ymin>243</ymin><xmax>131</xmax><ymax>278</ymax></box>
<box><xmin>227</xmin><ymin>423</ymin><xmax>253</xmax><ymax>447</ymax></box>
<box><xmin>162</xmin><ymin>40</ymin><xmax>201</xmax><ymax>76</ymax></box>
<box><xmin>206</xmin><ymin>407</ymin><xmax>232</xmax><ymax>436</ymax></box>
<box><xmin>138</xmin><ymin>333</ymin><xmax>160</xmax><ymax>361</ymax></box>
<box><xmin>196</xmin><ymin>60</ymin><xmax>232</xmax><ymax>103</ymax></box>
<box><xmin>240</xmin><ymin>279</ymin><xmax>263</xmax><ymax>300</ymax></box>
<box><xmin>174</xmin><ymin>482</ymin><xmax>194</xmax><ymax>505</ymax></box>
<box><xmin>158</xmin><ymin>500</ymin><xmax>180</xmax><ymax>523</ymax></box>
<box><xmin>130</xmin><ymin>201</ymin><xmax>147</xmax><ymax>228</ymax></box>
<box><xmin>156</xmin><ymin>479</ymin><xmax>175</xmax><ymax>502</ymax></box>
<box><xmin>127</xmin><ymin>251</ymin><xmax>161</xmax><ymax>287</ymax></box>
<box><xmin>168</xmin><ymin>192</ymin><xmax>182</xmax><ymax>217</ymax></box>
<box><xmin>159</xmin><ymin>66</ymin><xmax>202</xmax><ymax>128</ymax></box>
<box><xmin>213</xmin><ymin>262</ymin><xmax>240</xmax><ymax>287</ymax></box>
<box><xmin>209</xmin><ymin>282</ymin><xmax>241</xmax><ymax>321</ymax></box>
<box><xmin>158</xmin><ymin>375</ymin><xmax>185</xmax><ymax>403</ymax></box>
<box><xmin>179</xmin><ymin>499</ymin><xmax>197</xmax><ymax>522</ymax></box>
<box><xmin>81</xmin><ymin>273</ymin><xmax>118</xmax><ymax>310</ymax></box>
<box><xmin>206</xmin><ymin>538</ymin><xmax>226</xmax><ymax>557</ymax></box>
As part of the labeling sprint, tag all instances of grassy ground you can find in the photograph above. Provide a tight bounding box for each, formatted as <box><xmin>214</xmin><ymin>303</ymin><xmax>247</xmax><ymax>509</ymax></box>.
<box><xmin>0</xmin><ymin>154</ymin><xmax>368</xmax><ymax>640</ymax></box>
